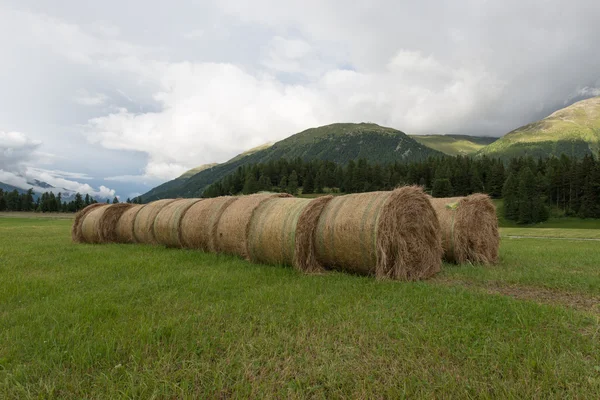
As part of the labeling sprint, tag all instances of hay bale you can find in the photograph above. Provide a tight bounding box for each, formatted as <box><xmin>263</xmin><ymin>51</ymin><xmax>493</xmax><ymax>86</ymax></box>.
<box><xmin>180</xmin><ymin>196</ymin><xmax>238</xmax><ymax>251</ymax></box>
<box><xmin>214</xmin><ymin>193</ymin><xmax>293</xmax><ymax>259</ymax></box>
<box><xmin>71</xmin><ymin>203</ymin><xmax>108</xmax><ymax>243</ymax></box>
<box><xmin>429</xmin><ymin>194</ymin><xmax>499</xmax><ymax>264</ymax></box>
<box><xmin>115</xmin><ymin>204</ymin><xmax>144</xmax><ymax>243</ymax></box>
<box><xmin>133</xmin><ymin>199</ymin><xmax>178</xmax><ymax>244</ymax></box>
<box><xmin>315</xmin><ymin>186</ymin><xmax>442</xmax><ymax>280</ymax></box>
<box><xmin>248</xmin><ymin>196</ymin><xmax>333</xmax><ymax>272</ymax></box>
<box><xmin>80</xmin><ymin>206</ymin><xmax>107</xmax><ymax>244</ymax></box>
<box><xmin>153</xmin><ymin>198</ymin><xmax>203</xmax><ymax>248</ymax></box>
<box><xmin>98</xmin><ymin>203</ymin><xmax>135</xmax><ymax>243</ymax></box>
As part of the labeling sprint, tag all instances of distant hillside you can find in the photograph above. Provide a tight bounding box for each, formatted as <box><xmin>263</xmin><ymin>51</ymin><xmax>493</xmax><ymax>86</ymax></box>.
<box><xmin>410</xmin><ymin>134</ymin><xmax>497</xmax><ymax>155</ymax></box>
<box><xmin>142</xmin><ymin>123</ymin><xmax>443</xmax><ymax>201</ymax></box>
<box><xmin>479</xmin><ymin>96</ymin><xmax>600</xmax><ymax>160</ymax></box>
<box><xmin>0</xmin><ymin>182</ymin><xmax>27</xmax><ymax>194</ymax></box>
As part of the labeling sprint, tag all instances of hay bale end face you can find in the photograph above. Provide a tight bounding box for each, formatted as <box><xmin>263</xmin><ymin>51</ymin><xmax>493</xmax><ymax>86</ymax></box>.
<box><xmin>180</xmin><ymin>196</ymin><xmax>239</xmax><ymax>251</ymax></box>
<box><xmin>80</xmin><ymin>206</ymin><xmax>108</xmax><ymax>244</ymax></box>
<box><xmin>115</xmin><ymin>204</ymin><xmax>144</xmax><ymax>243</ymax></box>
<box><xmin>214</xmin><ymin>193</ymin><xmax>293</xmax><ymax>259</ymax></box>
<box><xmin>153</xmin><ymin>198</ymin><xmax>203</xmax><ymax>248</ymax></box>
<box><xmin>315</xmin><ymin>186</ymin><xmax>442</xmax><ymax>280</ymax></box>
<box><xmin>429</xmin><ymin>194</ymin><xmax>499</xmax><ymax>264</ymax></box>
<box><xmin>248</xmin><ymin>196</ymin><xmax>333</xmax><ymax>272</ymax></box>
<box><xmin>71</xmin><ymin>203</ymin><xmax>108</xmax><ymax>243</ymax></box>
<box><xmin>133</xmin><ymin>199</ymin><xmax>178</xmax><ymax>245</ymax></box>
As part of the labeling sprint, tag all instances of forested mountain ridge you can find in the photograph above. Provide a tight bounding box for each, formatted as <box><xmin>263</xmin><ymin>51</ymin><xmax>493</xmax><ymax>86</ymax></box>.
<box><xmin>142</xmin><ymin>123</ymin><xmax>443</xmax><ymax>201</ymax></box>
<box><xmin>478</xmin><ymin>96</ymin><xmax>600</xmax><ymax>160</ymax></box>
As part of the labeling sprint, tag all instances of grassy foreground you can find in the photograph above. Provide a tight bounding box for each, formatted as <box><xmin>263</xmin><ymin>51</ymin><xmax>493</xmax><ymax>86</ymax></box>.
<box><xmin>1</xmin><ymin>217</ymin><xmax>599</xmax><ymax>398</ymax></box>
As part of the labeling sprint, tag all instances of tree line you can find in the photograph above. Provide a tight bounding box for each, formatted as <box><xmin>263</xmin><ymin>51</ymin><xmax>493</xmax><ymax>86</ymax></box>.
<box><xmin>203</xmin><ymin>153</ymin><xmax>600</xmax><ymax>224</ymax></box>
<box><xmin>0</xmin><ymin>189</ymin><xmax>144</xmax><ymax>213</ymax></box>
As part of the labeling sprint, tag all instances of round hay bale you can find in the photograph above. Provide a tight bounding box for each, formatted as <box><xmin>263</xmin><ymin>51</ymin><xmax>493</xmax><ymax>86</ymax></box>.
<box><xmin>153</xmin><ymin>198</ymin><xmax>203</xmax><ymax>248</ymax></box>
<box><xmin>133</xmin><ymin>199</ymin><xmax>178</xmax><ymax>245</ymax></box>
<box><xmin>315</xmin><ymin>186</ymin><xmax>442</xmax><ymax>281</ymax></box>
<box><xmin>71</xmin><ymin>203</ymin><xmax>108</xmax><ymax>243</ymax></box>
<box><xmin>98</xmin><ymin>203</ymin><xmax>135</xmax><ymax>243</ymax></box>
<box><xmin>248</xmin><ymin>196</ymin><xmax>333</xmax><ymax>272</ymax></box>
<box><xmin>180</xmin><ymin>196</ymin><xmax>238</xmax><ymax>251</ymax></box>
<box><xmin>429</xmin><ymin>194</ymin><xmax>499</xmax><ymax>264</ymax></box>
<box><xmin>214</xmin><ymin>193</ymin><xmax>293</xmax><ymax>259</ymax></box>
<box><xmin>115</xmin><ymin>204</ymin><xmax>144</xmax><ymax>243</ymax></box>
<box><xmin>80</xmin><ymin>206</ymin><xmax>108</xmax><ymax>244</ymax></box>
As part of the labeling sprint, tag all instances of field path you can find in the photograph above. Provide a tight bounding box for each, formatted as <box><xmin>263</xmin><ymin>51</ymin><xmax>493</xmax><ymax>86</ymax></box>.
<box><xmin>432</xmin><ymin>278</ymin><xmax>600</xmax><ymax>316</ymax></box>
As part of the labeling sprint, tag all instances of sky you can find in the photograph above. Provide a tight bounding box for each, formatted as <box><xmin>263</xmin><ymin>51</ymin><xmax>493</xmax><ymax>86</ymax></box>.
<box><xmin>1</xmin><ymin>0</ymin><xmax>599</xmax><ymax>199</ymax></box>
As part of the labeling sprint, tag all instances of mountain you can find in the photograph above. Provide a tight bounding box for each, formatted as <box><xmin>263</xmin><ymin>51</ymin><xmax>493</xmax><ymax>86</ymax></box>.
<box><xmin>0</xmin><ymin>182</ymin><xmax>29</xmax><ymax>194</ymax></box>
<box><xmin>142</xmin><ymin>123</ymin><xmax>443</xmax><ymax>201</ymax></box>
<box><xmin>478</xmin><ymin>96</ymin><xmax>600</xmax><ymax>160</ymax></box>
<box><xmin>410</xmin><ymin>134</ymin><xmax>498</xmax><ymax>155</ymax></box>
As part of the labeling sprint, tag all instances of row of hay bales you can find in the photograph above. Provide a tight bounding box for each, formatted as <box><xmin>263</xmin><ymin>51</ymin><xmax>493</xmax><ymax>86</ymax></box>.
<box><xmin>72</xmin><ymin>186</ymin><xmax>499</xmax><ymax>281</ymax></box>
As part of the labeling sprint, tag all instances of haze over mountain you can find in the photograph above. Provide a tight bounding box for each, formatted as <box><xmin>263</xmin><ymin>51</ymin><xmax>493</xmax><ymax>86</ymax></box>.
<box><xmin>1</xmin><ymin>1</ymin><xmax>599</xmax><ymax>199</ymax></box>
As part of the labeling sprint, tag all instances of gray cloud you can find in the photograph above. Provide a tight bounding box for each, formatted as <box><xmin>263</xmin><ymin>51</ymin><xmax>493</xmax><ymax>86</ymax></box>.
<box><xmin>0</xmin><ymin>0</ymin><xmax>599</xmax><ymax>190</ymax></box>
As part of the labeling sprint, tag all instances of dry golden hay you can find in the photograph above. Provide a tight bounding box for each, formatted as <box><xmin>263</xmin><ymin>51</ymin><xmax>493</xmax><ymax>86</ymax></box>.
<box><xmin>248</xmin><ymin>195</ymin><xmax>333</xmax><ymax>272</ymax></box>
<box><xmin>429</xmin><ymin>193</ymin><xmax>499</xmax><ymax>265</ymax></box>
<box><xmin>98</xmin><ymin>203</ymin><xmax>135</xmax><ymax>243</ymax></box>
<box><xmin>153</xmin><ymin>198</ymin><xmax>203</xmax><ymax>248</ymax></box>
<box><xmin>80</xmin><ymin>205</ymin><xmax>110</xmax><ymax>244</ymax></box>
<box><xmin>71</xmin><ymin>203</ymin><xmax>108</xmax><ymax>243</ymax></box>
<box><xmin>214</xmin><ymin>193</ymin><xmax>293</xmax><ymax>259</ymax></box>
<box><xmin>133</xmin><ymin>199</ymin><xmax>178</xmax><ymax>245</ymax></box>
<box><xmin>180</xmin><ymin>196</ymin><xmax>238</xmax><ymax>251</ymax></box>
<box><xmin>115</xmin><ymin>204</ymin><xmax>144</xmax><ymax>243</ymax></box>
<box><xmin>315</xmin><ymin>186</ymin><xmax>443</xmax><ymax>280</ymax></box>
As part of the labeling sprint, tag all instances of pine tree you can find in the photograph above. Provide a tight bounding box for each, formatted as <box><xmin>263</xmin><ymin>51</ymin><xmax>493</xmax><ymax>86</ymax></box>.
<box><xmin>303</xmin><ymin>170</ymin><xmax>314</xmax><ymax>194</ymax></box>
<box><xmin>112</xmin><ymin>197</ymin><xmax>119</xmax><ymax>204</ymax></box>
<box><xmin>432</xmin><ymin>178</ymin><xmax>453</xmax><ymax>198</ymax></box>
<box><xmin>314</xmin><ymin>169</ymin><xmax>324</xmax><ymax>193</ymax></box>
<box><xmin>84</xmin><ymin>194</ymin><xmax>91</xmax><ymax>206</ymax></box>
<box><xmin>258</xmin><ymin>174</ymin><xmax>272</xmax><ymax>192</ymax></box>
<box><xmin>287</xmin><ymin>170</ymin><xmax>299</xmax><ymax>195</ymax></box>
<box><xmin>278</xmin><ymin>175</ymin><xmax>287</xmax><ymax>192</ymax></box>
<box><xmin>243</xmin><ymin>173</ymin><xmax>258</xmax><ymax>195</ymax></box>
<box><xmin>74</xmin><ymin>193</ymin><xmax>84</xmax><ymax>211</ymax></box>
<box><xmin>0</xmin><ymin>190</ymin><xmax>6</xmax><ymax>211</ymax></box>
<box><xmin>502</xmin><ymin>170</ymin><xmax>519</xmax><ymax>221</ymax></box>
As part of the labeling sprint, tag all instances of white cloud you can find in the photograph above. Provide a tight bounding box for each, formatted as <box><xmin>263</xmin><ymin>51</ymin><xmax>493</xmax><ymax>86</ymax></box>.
<box><xmin>1</xmin><ymin>1</ymin><xmax>599</xmax><ymax>189</ymax></box>
<box><xmin>74</xmin><ymin>90</ymin><xmax>109</xmax><ymax>106</ymax></box>
<box><xmin>183</xmin><ymin>29</ymin><xmax>204</xmax><ymax>40</ymax></box>
<box><xmin>0</xmin><ymin>130</ymin><xmax>116</xmax><ymax>198</ymax></box>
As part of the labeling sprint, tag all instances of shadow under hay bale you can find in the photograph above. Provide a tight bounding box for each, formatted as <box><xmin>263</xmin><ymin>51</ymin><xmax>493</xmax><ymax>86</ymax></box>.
<box><xmin>71</xmin><ymin>203</ymin><xmax>108</xmax><ymax>243</ymax></box>
<box><xmin>133</xmin><ymin>199</ymin><xmax>178</xmax><ymax>245</ymax></box>
<box><xmin>429</xmin><ymin>194</ymin><xmax>499</xmax><ymax>264</ymax></box>
<box><xmin>214</xmin><ymin>193</ymin><xmax>293</xmax><ymax>259</ymax></box>
<box><xmin>153</xmin><ymin>198</ymin><xmax>203</xmax><ymax>248</ymax></box>
<box><xmin>115</xmin><ymin>204</ymin><xmax>144</xmax><ymax>243</ymax></box>
<box><xmin>315</xmin><ymin>186</ymin><xmax>442</xmax><ymax>281</ymax></box>
<box><xmin>248</xmin><ymin>195</ymin><xmax>333</xmax><ymax>273</ymax></box>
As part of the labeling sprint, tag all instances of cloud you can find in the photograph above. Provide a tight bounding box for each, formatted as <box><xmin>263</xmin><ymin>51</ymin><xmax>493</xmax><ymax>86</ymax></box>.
<box><xmin>0</xmin><ymin>131</ymin><xmax>42</xmax><ymax>171</ymax></box>
<box><xmin>0</xmin><ymin>130</ymin><xmax>116</xmax><ymax>198</ymax></box>
<box><xmin>74</xmin><ymin>90</ymin><xmax>109</xmax><ymax>106</ymax></box>
<box><xmin>1</xmin><ymin>1</ymin><xmax>599</xmax><ymax>188</ymax></box>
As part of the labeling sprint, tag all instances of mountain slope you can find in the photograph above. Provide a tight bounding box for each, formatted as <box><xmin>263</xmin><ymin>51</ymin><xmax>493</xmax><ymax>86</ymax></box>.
<box><xmin>143</xmin><ymin>123</ymin><xmax>443</xmax><ymax>201</ymax></box>
<box><xmin>410</xmin><ymin>134</ymin><xmax>498</xmax><ymax>155</ymax></box>
<box><xmin>479</xmin><ymin>96</ymin><xmax>600</xmax><ymax>160</ymax></box>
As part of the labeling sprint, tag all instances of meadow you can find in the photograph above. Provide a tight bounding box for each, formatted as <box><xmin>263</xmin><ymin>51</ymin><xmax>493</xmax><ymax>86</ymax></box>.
<box><xmin>1</xmin><ymin>215</ymin><xmax>599</xmax><ymax>398</ymax></box>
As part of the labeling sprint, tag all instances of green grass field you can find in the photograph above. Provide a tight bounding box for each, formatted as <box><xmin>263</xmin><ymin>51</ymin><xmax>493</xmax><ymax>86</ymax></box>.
<box><xmin>1</xmin><ymin>216</ymin><xmax>599</xmax><ymax>398</ymax></box>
